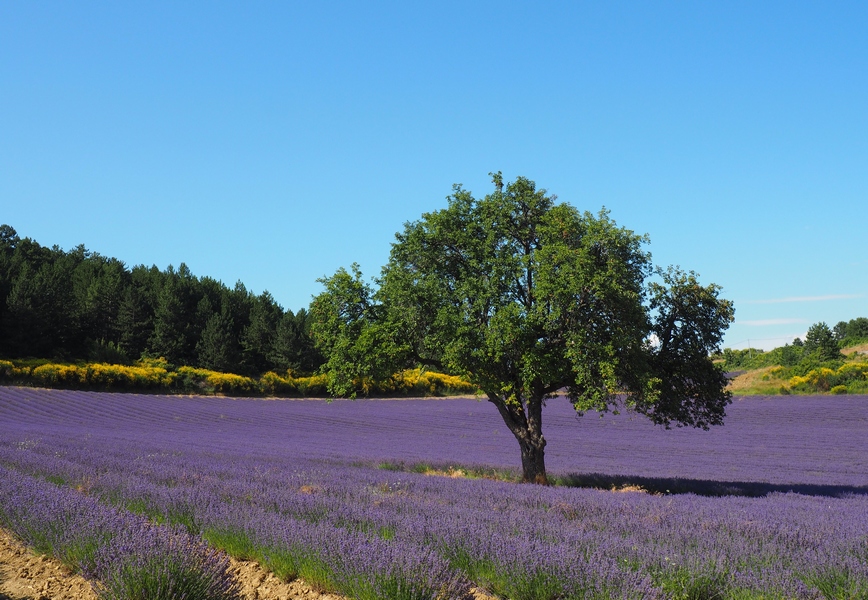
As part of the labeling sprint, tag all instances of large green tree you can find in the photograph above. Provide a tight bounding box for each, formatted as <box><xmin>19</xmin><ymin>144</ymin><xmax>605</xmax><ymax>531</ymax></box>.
<box><xmin>311</xmin><ymin>174</ymin><xmax>734</xmax><ymax>484</ymax></box>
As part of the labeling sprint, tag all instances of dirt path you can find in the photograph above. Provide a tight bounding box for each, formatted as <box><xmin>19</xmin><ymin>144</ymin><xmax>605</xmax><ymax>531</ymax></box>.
<box><xmin>0</xmin><ymin>528</ymin><xmax>342</xmax><ymax>600</ymax></box>
<box><xmin>0</xmin><ymin>528</ymin><xmax>95</xmax><ymax>600</ymax></box>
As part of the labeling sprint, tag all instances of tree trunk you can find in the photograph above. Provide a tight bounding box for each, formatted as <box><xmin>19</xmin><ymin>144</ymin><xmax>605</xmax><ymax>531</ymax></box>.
<box><xmin>519</xmin><ymin>437</ymin><xmax>548</xmax><ymax>485</ymax></box>
<box><xmin>487</xmin><ymin>392</ymin><xmax>549</xmax><ymax>485</ymax></box>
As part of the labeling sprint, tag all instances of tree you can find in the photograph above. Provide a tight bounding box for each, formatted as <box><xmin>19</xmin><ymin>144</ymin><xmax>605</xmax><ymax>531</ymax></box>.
<box><xmin>241</xmin><ymin>291</ymin><xmax>281</xmax><ymax>374</ymax></box>
<box><xmin>196</xmin><ymin>310</ymin><xmax>236</xmax><ymax>372</ymax></box>
<box><xmin>833</xmin><ymin>317</ymin><xmax>868</xmax><ymax>346</ymax></box>
<box><xmin>5</xmin><ymin>256</ymin><xmax>78</xmax><ymax>358</ymax></box>
<box><xmin>311</xmin><ymin>173</ymin><xmax>734</xmax><ymax>484</ymax></box>
<box><xmin>117</xmin><ymin>267</ymin><xmax>158</xmax><ymax>360</ymax></box>
<box><xmin>309</xmin><ymin>264</ymin><xmax>393</xmax><ymax>395</ymax></box>
<box><xmin>270</xmin><ymin>308</ymin><xmax>322</xmax><ymax>374</ymax></box>
<box><xmin>803</xmin><ymin>321</ymin><xmax>841</xmax><ymax>361</ymax></box>
<box><xmin>73</xmin><ymin>255</ymin><xmax>128</xmax><ymax>346</ymax></box>
<box><xmin>0</xmin><ymin>225</ymin><xmax>21</xmax><ymax>351</ymax></box>
<box><xmin>148</xmin><ymin>264</ymin><xmax>199</xmax><ymax>364</ymax></box>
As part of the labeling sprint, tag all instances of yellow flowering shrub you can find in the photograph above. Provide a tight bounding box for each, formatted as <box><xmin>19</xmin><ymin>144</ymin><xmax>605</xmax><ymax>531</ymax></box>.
<box><xmin>31</xmin><ymin>364</ymin><xmax>84</xmax><ymax>385</ymax></box>
<box><xmin>12</xmin><ymin>365</ymin><xmax>32</xmax><ymax>377</ymax></box>
<box><xmin>761</xmin><ymin>365</ymin><xmax>786</xmax><ymax>381</ymax></box>
<box><xmin>177</xmin><ymin>366</ymin><xmax>256</xmax><ymax>395</ymax></box>
<box><xmin>389</xmin><ymin>368</ymin><xmax>478</xmax><ymax>396</ymax></box>
<box><xmin>787</xmin><ymin>367</ymin><xmax>835</xmax><ymax>392</ymax></box>
<box><xmin>83</xmin><ymin>362</ymin><xmax>177</xmax><ymax>389</ymax></box>
<box><xmin>836</xmin><ymin>362</ymin><xmax>868</xmax><ymax>380</ymax></box>
<box><xmin>0</xmin><ymin>360</ymin><xmax>13</xmax><ymax>378</ymax></box>
<box><xmin>292</xmin><ymin>373</ymin><xmax>330</xmax><ymax>396</ymax></box>
<box><xmin>2</xmin><ymin>356</ymin><xmax>475</xmax><ymax>398</ymax></box>
<box><xmin>783</xmin><ymin>362</ymin><xmax>868</xmax><ymax>394</ymax></box>
<box><xmin>18</xmin><ymin>361</ymin><xmax>176</xmax><ymax>390</ymax></box>
<box><xmin>258</xmin><ymin>371</ymin><xmax>298</xmax><ymax>396</ymax></box>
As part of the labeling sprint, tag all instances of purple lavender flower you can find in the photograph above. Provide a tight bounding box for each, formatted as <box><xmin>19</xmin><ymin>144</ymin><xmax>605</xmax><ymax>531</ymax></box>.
<box><xmin>2</xmin><ymin>387</ymin><xmax>867</xmax><ymax>598</ymax></box>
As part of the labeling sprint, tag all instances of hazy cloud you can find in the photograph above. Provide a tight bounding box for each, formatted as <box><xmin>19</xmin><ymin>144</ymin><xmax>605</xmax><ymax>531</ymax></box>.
<box><xmin>745</xmin><ymin>294</ymin><xmax>861</xmax><ymax>305</ymax></box>
<box><xmin>738</xmin><ymin>318</ymin><xmax>808</xmax><ymax>326</ymax></box>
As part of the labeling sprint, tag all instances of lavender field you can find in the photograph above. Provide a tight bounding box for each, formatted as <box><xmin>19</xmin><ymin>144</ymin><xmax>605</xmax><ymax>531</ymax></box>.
<box><xmin>1</xmin><ymin>386</ymin><xmax>867</xmax><ymax>599</ymax></box>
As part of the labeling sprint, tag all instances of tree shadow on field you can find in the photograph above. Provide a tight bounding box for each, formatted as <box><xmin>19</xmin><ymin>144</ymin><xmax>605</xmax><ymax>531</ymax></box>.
<box><xmin>557</xmin><ymin>472</ymin><xmax>868</xmax><ymax>499</ymax></box>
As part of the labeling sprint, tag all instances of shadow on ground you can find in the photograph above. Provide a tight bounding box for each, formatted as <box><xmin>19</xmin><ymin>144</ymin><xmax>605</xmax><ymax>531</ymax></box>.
<box><xmin>557</xmin><ymin>472</ymin><xmax>868</xmax><ymax>498</ymax></box>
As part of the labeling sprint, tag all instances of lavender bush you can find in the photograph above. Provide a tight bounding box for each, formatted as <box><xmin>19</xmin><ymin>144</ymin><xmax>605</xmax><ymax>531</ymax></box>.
<box><xmin>88</xmin><ymin>527</ymin><xmax>239</xmax><ymax>600</ymax></box>
<box><xmin>0</xmin><ymin>464</ymin><xmax>239</xmax><ymax>600</ymax></box>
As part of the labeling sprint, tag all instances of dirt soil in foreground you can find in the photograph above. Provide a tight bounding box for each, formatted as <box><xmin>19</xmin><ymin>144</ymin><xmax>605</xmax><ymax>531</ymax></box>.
<box><xmin>0</xmin><ymin>528</ymin><xmax>343</xmax><ymax>600</ymax></box>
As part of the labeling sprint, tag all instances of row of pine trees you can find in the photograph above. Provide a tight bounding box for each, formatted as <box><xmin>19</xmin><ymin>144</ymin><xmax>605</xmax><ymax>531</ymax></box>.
<box><xmin>0</xmin><ymin>225</ymin><xmax>322</xmax><ymax>376</ymax></box>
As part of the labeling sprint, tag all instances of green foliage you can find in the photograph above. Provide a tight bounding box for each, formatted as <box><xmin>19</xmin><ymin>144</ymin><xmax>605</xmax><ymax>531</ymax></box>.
<box><xmin>196</xmin><ymin>311</ymin><xmax>237</xmax><ymax>373</ymax></box>
<box><xmin>721</xmin><ymin>318</ymin><xmax>868</xmax><ymax>394</ymax></box>
<box><xmin>833</xmin><ymin>317</ymin><xmax>868</xmax><ymax>347</ymax></box>
<box><xmin>0</xmin><ymin>224</ymin><xmax>323</xmax><ymax>376</ymax></box>
<box><xmin>721</xmin><ymin>326</ymin><xmax>852</xmax><ymax>374</ymax></box>
<box><xmin>240</xmin><ymin>291</ymin><xmax>279</xmax><ymax>373</ymax></box>
<box><xmin>310</xmin><ymin>173</ymin><xmax>733</xmax><ymax>482</ymax></box>
<box><xmin>655</xmin><ymin>564</ymin><xmax>730</xmax><ymax>600</ymax></box>
<box><xmin>87</xmin><ymin>339</ymin><xmax>131</xmax><ymax>365</ymax></box>
<box><xmin>309</xmin><ymin>264</ymin><xmax>397</xmax><ymax>398</ymax></box>
<box><xmin>642</xmin><ymin>267</ymin><xmax>734</xmax><ymax>429</ymax></box>
<box><xmin>116</xmin><ymin>269</ymin><xmax>157</xmax><ymax>359</ymax></box>
<box><xmin>269</xmin><ymin>308</ymin><xmax>322</xmax><ymax>375</ymax></box>
<box><xmin>804</xmin><ymin>322</ymin><xmax>841</xmax><ymax>361</ymax></box>
<box><xmin>719</xmin><ymin>343</ymin><xmax>809</xmax><ymax>371</ymax></box>
<box><xmin>803</xmin><ymin>566</ymin><xmax>868</xmax><ymax>600</ymax></box>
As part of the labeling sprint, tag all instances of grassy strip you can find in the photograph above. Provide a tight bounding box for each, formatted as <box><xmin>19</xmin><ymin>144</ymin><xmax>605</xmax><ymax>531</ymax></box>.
<box><xmin>377</xmin><ymin>460</ymin><xmax>522</xmax><ymax>483</ymax></box>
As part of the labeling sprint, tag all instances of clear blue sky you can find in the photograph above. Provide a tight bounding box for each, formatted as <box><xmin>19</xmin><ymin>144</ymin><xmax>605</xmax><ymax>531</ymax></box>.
<box><xmin>2</xmin><ymin>2</ymin><xmax>866</xmax><ymax>350</ymax></box>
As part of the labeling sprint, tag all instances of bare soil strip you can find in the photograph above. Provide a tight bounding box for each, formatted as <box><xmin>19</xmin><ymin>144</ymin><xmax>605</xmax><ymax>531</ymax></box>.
<box><xmin>0</xmin><ymin>528</ymin><xmax>95</xmax><ymax>600</ymax></box>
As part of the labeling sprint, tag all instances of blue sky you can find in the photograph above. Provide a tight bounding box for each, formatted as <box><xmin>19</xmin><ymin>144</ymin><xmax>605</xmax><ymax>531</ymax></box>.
<box><xmin>2</xmin><ymin>2</ymin><xmax>866</xmax><ymax>350</ymax></box>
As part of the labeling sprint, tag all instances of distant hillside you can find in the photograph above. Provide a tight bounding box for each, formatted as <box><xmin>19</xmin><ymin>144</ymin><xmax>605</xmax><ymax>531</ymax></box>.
<box><xmin>720</xmin><ymin>320</ymin><xmax>868</xmax><ymax>395</ymax></box>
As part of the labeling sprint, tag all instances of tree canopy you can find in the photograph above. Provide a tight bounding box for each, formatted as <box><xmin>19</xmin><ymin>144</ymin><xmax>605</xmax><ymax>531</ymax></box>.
<box><xmin>311</xmin><ymin>173</ymin><xmax>735</xmax><ymax>483</ymax></box>
<box><xmin>803</xmin><ymin>321</ymin><xmax>841</xmax><ymax>362</ymax></box>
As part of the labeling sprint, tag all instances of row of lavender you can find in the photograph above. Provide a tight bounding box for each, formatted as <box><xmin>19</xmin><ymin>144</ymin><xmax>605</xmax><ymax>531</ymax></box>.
<box><xmin>1</xmin><ymin>387</ymin><xmax>867</xmax><ymax>598</ymax></box>
<box><xmin>0</xmin><ymin>435</ymin><xmax>650</xmax><ymax>599</ymax></box>
<box><xmin>0</xmin><ymin>464</ymin><xmax>239</xmax><ymax>600</ymax></box>
<box><xmin>3</xmin><ymin>432</ymin><xmax>866</xmax><ymax>598</ymax></box>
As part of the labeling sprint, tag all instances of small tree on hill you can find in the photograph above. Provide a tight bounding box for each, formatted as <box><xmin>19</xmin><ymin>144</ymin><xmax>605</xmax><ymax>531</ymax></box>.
<box><xmin>310</xmin><ymin>173</ymin><xmax>734</xmax><ymax>484</ymax></box>
<box><xmin>804</xmin><ymin>321</ymin><xmax>841</xmax><ymax>362</ymax></box>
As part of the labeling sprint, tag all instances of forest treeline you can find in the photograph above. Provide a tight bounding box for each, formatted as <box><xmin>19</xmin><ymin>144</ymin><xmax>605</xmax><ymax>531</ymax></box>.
<box><xmin>719</xmin><ymin>318</ymin><xmax>868</xmax><ymax>371</ymax></box>
<box><xmin>4</xmin><ymin>223</ymin><xmax>867</xmax><ymax>397</ymax></box>
<box><xmin>0</xmin><ymin>225</ymin><xmax>323</xmax><ymax>376</ymax></box>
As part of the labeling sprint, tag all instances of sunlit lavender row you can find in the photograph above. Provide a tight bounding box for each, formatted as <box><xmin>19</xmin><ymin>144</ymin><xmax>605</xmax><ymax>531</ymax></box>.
<box><xmin>1</xmin><ymin>386</ymin><xmax>867</xmax><ymax>598</ymax></box>
<box><xmin>0</xmin><ymin>464</ymin><xmax>239</xmax><ymax>600</ymax></box>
